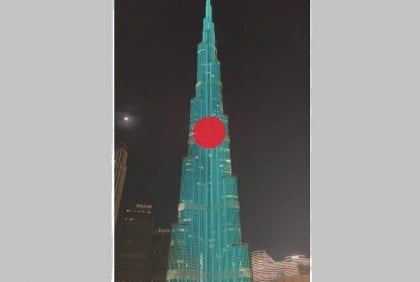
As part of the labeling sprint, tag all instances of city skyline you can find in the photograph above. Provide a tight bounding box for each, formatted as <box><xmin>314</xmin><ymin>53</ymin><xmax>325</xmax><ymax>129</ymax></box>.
<box><xmin>115</xmin><ymin>0</ymin><xmax>309</xmax><ymax>260</ymax></box>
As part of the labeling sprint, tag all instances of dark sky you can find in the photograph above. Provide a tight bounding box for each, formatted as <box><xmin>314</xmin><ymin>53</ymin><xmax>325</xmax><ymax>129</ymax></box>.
<box><xmin>115</xmin><ymin>0</ymin><xmax>309</xmax><ymax>261</ymax></box>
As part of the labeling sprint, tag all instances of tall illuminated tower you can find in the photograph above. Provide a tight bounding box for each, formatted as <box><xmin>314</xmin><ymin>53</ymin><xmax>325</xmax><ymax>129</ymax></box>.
<box><xmin>167</xmin><ymin>1</ymin><xmax>252</xmax><ymax>281</ymax></box>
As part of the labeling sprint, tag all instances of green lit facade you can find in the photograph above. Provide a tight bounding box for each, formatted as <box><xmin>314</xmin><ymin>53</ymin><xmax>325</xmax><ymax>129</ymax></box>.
<box><xmin>167</xmin><ymin>1</ymin><xmax>252</xmax><ymax>281</ymax></box>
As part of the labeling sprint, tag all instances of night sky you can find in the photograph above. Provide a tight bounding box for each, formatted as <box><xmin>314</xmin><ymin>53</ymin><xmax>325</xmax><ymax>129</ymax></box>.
<box><xmin>115</xmin><ymin>0</ymin><xmax>309</xmax><ymax>261</ymax></box>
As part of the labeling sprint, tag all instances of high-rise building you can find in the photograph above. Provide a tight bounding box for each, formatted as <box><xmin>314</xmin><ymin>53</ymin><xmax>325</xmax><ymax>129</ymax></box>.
<box><xmin>149</xmin><ymin>228</ymin><xmax>172</xmax><ymax>282</ymax></box>
<box><xmin>115</xmin><ymin>203</ymin><xmax>154</xmax><ymax>282</ymax></box>
<box><xmin>114</xmin><ymin>143</ymin><xmax>128</xmax><ymax>223</ymax></box>
<box><xmin>251</xmin><ymin>251</ymin><xmax>310</xmax><ymax>282</ymax></box>
<box><xmin>166</xmin><ymin>1</ymin><xmax>252</xmax><ymax>281</ymax></box>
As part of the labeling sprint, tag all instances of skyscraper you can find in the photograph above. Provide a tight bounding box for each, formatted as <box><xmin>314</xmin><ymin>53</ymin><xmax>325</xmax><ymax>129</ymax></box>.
<box><xmin>114</xmin><ymin>143</ymin><xmax>128</xmax><ymax>223</ymax></box>
<box><xmin>166</xmin><ymin>1</ymin><xmax>252</xmax><ymax>281</ymax></box>
<box><xmin>149</xmin><ymin>228</ymin><xmax>172</xmax><ymax>282</ymax></box>
<box><xmin>115</xmin><ymin>203</ymin><xmax>154</xmax><ymax>282</ymax></box>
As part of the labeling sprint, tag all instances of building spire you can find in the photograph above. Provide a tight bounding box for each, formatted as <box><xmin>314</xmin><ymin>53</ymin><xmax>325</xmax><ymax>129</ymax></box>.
<box><xmin>202</xmin><ymin>0</ymin><xmax>215</xmax><ymax>44</ymax></box>
<box><xmin>205</xmin><ymin>0</ymin><xmax>212</xmax><ymax>20</ymax></box>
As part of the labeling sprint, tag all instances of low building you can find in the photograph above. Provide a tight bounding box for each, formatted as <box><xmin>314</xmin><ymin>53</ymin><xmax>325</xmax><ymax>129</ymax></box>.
<box><xmin>251</xmin><ymin>251</ymin><xmax>310</xmax><ymax>282</ymax></box>
<box><xmin>273</xmin><ymin>275</ymin><xmax>310</xmax><ymax>282</ymax></box>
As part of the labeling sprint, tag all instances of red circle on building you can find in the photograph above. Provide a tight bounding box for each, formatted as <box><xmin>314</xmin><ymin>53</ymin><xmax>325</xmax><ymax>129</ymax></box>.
<box><xmin>192</xmin><ymin>117</ymin><xmax>226</xmax><ymax>149</ymax></box>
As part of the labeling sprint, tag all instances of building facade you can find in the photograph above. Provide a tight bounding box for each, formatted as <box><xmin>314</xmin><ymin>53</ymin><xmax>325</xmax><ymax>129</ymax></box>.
<box><xmin>114</xmin><ymin>143</ymin><xmax>128</xmax><ymax>223</ymax></box>
<box><xmin>251</xmin><ymin>251</ymin><xmax>284</xmax><ymax>282</ymax></box>
<box><xmin>166</xmin><ymin>1</ymin><xmax>252</xmax><ymax>281</ymax></box>
<box><xmin>272</xmin><ymin>275</ymin><xmax>310</xmax><ymax>282</ymax></box>
<box><xmin>278</xmin><ymin>256</ymin><xmax>310</xmax><ymax>277</ymax></box>
<box><xmin>149</xmin><ymin>228</ymin><xmax>172</xmax><ymax>282</ymax></box>
<box><xmin>251</xmin><ymin>251</ymin><xmax>310</xmax><ymax>282</ymax></box>
<box><xmin>115</xmin><ymin>204</ymin><xmax>154</xmax><ymax>282</ymax></box>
